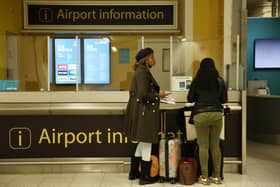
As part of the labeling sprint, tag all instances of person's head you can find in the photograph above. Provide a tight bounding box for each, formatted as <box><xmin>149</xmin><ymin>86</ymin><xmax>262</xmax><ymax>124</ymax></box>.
<box><xmin>134</xmin><ymin>48</ymin><xmax>155</xmax><ymax>70</ymax></box>
<box><xmin>195</xmin><ymin>57</ymin><xmax>220</xmax><ymax>91</ymax></box>
<box><xmin>199</xmin><ymin>58</ymin><xmax>216</xmax><ymax>70</ymax></box>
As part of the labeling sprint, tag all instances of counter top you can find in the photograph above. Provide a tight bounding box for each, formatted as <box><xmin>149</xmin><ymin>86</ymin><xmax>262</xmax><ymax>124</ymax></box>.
<box><xmin>0</xmin><ymin>102</ymin><xmax>241</xmax><ymax>115</ymax></box>
<box><xmin>247</xmin><ymin>95</ymin><xmax>280</xmax><ymax>99</ymax></box>
<box><xmin>0</xmin><ymin>103</ymin><xmax>186</xmax><ymax>115</ymax></box>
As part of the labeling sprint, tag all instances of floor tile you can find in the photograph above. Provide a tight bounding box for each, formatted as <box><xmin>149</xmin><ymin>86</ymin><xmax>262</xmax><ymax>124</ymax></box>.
<box><xmin>70</xmin><ymin>173</ymin><xmax>103</xmax><ymax>187</ymax></box>
<box><xmin>0</xmin><ymin>140</ymin><xmax>279</xmax><ymax>187</ymax></box>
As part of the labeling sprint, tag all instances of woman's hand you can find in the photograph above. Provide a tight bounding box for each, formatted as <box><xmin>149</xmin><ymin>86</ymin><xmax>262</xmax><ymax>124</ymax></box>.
<box><xmin>159</xmin><ymin>91</ymin><xmax>169</xmax><ymax>98</ymax></box>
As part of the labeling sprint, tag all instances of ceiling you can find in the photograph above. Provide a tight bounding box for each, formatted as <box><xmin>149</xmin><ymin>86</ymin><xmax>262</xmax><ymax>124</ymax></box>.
<box><xmin>247</xmin><ymin>0</ymin><xmax>279</xmax><ymax>17</ymax></box>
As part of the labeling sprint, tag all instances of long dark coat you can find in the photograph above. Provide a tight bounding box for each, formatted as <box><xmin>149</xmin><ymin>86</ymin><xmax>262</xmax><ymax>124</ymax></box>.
<box><xmin>125</xmin><ymin>64</ymin><xmax>160</xmax><ymax>143</ymax></box>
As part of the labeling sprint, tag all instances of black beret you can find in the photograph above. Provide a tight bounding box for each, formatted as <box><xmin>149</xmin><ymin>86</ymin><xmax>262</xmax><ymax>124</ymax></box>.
<box><xmin>135</xmin><ymin>48</ymin><xmax>154</xmax><ymax>62</ymax></box>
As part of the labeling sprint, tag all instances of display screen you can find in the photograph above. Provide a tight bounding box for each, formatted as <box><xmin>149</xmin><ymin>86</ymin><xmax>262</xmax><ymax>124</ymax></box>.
<box><xmin>84</xmin><ymin>38</ymin><xmax>110</xmax><ymax>84</ymax></box>
<box><xmin>54</xmin><ymin>38</ymin><xmax>81</xmax><ymax>84</ymax></box>
<box><xmin>254</xmin><ymin>39</ymin><xmax>280</xmax><ymax>69</ymax></box>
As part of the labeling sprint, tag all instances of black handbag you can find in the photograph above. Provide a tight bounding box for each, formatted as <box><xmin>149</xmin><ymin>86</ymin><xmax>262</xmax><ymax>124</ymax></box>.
<box><xmin>188</xmin><ymin>106</ymin><xmax>195</xmax><ymax>125</ymax></box>
<box><xmin>188</xmin><ymin>112</ymin><xmax>194</xmax><ymax>124</ymax></box>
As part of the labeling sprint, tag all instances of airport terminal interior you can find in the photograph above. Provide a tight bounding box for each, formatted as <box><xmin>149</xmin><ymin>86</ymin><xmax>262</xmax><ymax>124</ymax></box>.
<box><xmin>0</xmin><ymin>0</ymin><xmax>280</xmax><ymax>186</ymax></box>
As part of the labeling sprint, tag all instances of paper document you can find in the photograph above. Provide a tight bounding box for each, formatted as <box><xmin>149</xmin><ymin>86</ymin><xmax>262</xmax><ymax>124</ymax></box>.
<box><xmin>160</xmin><ymin>97</ymin><xmax>176</xmax><ymax>104</ymax></box>
<box><xmin>185</xmin><ymin>102</ymin><xmax>195</xmax><ymax>107</ymax></box>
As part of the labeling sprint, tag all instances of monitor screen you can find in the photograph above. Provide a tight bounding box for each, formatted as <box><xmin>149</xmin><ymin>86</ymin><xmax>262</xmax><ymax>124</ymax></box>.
<box><xmin>54</xmin><ymin>38</ymin><xmax>81</xmax><ymax>84</ymax></box>
<box><xmin>254</xmin><ymin>39</ymin><xmax>280</xmax><ymax>69</ymax></box>
<box><xmin>84</xmin><ymin>38</ymin><xmax>110</xmax><ymax>84</ymax></box>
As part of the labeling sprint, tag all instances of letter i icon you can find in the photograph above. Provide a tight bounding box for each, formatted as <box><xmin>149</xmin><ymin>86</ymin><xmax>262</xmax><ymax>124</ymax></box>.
<box><xmin>18</xmin><ymin>130</ymin><xmax>22</xmax><ymax>147</ymax></box>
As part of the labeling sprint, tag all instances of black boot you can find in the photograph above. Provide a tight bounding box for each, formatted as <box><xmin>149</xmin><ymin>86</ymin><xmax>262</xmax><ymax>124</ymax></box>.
<box><xmin>139</xmin><ymin>160</ymin><xmax>158</xmax><ymax>185</ymax></box>
<box><xmin>128</xmin><ymin>156</ymin><xmax>141</xmax><ymax>180</ymax></box>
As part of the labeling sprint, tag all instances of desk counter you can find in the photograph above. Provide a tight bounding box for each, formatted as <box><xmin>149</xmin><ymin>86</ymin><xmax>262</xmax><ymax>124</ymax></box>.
<box><xmin>247</xmin><ymin>95</ymin><xmax>280</xmax><ymax>144</ymax></box>
<box><xmin>0</xmin><ymin>91</ymin><xmax>245</xmax><ymax>174</ymax></box>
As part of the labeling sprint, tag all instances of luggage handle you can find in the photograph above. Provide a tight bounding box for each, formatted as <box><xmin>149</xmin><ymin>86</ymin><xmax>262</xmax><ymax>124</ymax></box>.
<box><xmin>160</xmin><ymin>111</ymin><xmax>167</xmax><ymax>139</ymax></box>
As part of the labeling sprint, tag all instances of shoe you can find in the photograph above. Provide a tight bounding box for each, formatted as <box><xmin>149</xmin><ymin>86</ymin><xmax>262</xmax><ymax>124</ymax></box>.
<box><xmin>139</xmin><ymin>160</ymin><xmax>158</xmax><ymax>185</ymax></box>
<box><xmin>209</xmin><ymin>176</ymin><xmax>222</xmax><ymax>184</ymax></box>
<box><xmin>198</xmin><ymin>176</ymin><xmax>211</xmax><ymax>185</ymax></box>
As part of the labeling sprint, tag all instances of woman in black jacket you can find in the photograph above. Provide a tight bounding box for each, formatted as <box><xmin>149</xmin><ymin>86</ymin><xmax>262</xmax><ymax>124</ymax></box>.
<box><xmin>187</xmin><ymin>58</ymin><xmax>228</xmax><ymax>185</ymax></box>
<box><xmin>125</xmin><ymin>48</ymin><xmax>167</xmax><ymax>185</ymax></box>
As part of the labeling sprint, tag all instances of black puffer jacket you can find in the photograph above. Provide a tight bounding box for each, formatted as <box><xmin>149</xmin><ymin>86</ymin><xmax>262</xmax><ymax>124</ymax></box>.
<box><xmin>187</xmin><ymin>77</ymin><xmax>228</xmax><ymax>115</ymax></box>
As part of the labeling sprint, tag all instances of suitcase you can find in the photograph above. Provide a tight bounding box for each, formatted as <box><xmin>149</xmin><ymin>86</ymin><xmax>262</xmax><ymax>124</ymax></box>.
<box><xmin>158</xmin><ymin>111</ymin><xmax>181</xmax><ymax>184</ymax></box>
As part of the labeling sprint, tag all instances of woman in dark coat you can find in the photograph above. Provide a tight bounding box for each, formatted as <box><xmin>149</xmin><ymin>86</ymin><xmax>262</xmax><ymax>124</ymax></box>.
<box><xmin>125</xmin><ymin>48</ymin><xmax>167</xmax><ymax>185</ymax></box>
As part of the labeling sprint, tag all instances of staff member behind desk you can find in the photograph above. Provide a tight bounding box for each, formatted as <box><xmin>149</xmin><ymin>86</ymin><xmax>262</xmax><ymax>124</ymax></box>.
<box><xmin>187</xmin><ymin>58</ymin><xmax>228</xmax><ymax>185</ymax></box>
<box><xmin>125</xmin><ymin>48</ymin><xmax>168</xmax><ymax>185</ymax></box>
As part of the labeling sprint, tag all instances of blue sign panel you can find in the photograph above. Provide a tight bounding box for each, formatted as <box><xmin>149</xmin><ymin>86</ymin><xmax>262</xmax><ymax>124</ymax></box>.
<box><xmin>84</xmin><ymin>38</ymin><xmax>110</xmax><ymax>84</ymax></box>
<box><xmin>54</xmin><ymin>38</ymin><xmax>81</xmax><ymax>85</ymax></box>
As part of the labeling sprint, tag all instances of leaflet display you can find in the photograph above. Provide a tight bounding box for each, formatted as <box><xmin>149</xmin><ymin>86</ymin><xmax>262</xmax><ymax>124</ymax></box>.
<box><xmin>84</xmin><ymin>38</ymin><xmax>110</xmax><ymax>84</ymax></box>
<box><xmin>54</xmin><ymin>38</ymin><xmax>81</xmax><ymax>84</ymax></box>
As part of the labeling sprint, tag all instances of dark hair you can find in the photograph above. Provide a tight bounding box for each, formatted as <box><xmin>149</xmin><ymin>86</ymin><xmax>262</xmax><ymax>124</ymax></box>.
<box><xmin>195</xmin><ymin>58</ymin><xmax>220</xmax><ymax>91</ymax></box>
<box><xmin>133</xmin><ymin>58</ymin><xmax>146</xmax><ymax>70</ymax></box>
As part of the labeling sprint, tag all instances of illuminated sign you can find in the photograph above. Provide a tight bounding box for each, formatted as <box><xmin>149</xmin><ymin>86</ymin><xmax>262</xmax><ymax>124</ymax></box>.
<box><xmin>0</xmin><ymin>114</ymin><xmax>184</xmax><ymax>158</ymax></box>
<box><xmin>23</xmin><ymin>1</ymin><xmax>178</xmax><ymax>31</ymax></box>
<box><xmin>54</xmin><ymin>38</ymin><xmax>81</xmax><ymax>85</ymax></box>
<box><xmin>84</xmin><ymin>38</ymin><xmax>110</xmax><ymax>84</ymax></box>
<box><xmin>9</xmin><ymin>127</ymin><xmax>31</xmax><ymax>149</ymax></box>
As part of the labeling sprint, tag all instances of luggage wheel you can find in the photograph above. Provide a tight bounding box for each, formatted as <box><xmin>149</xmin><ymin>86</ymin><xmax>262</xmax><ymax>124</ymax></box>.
<box><xmin>170</xmin><ymin>178</ymin><xmax>176</xmax><ymax>184</ymax></box>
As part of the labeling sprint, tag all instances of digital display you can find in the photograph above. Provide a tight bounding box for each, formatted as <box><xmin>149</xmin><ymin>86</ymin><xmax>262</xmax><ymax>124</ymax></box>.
<box><xmin>254</xmin><ymin>39</ymin><xmax>280</xmax><ymax>69</ymax></box>
<box><xmin>84</xmin><ymin>38</ymin><xmax>110</xmax><ymax>84</ymax></box>
<box><xmin>54</xmin><ymin>38</ymin><xmax>81</xmax><ymax>84</ymax></box>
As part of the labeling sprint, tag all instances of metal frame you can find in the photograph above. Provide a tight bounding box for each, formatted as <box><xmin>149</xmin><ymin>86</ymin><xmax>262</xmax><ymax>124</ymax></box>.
<box><xmin>23</xmin><ymin>0</ymin><xmax>178</xmax><ymax>31</ymax></box>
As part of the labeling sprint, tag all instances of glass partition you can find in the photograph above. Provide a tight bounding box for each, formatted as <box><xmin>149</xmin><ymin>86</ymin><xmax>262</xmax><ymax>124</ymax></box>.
<box><xmin>143</xmin><ymin>34</ymin><xmax>245</xmax><ymax>92</ymax></box>
<box><xmin>1</xmin><ymin>33</ymin><xmax>142</xmax><ymax>92</ymax></box>
<box><xmin>1</xmin><ymin>32</ymin><xmax>243</xmax><ymax>92</ymax></box>
<box><xmin>2</xmin><ymin>33</ymin><xmax>49</xmax><ymax>91</ymax></box>
<box><xmin>76</xmin><ymin>35</ymin><xmax>141</xmax><ymax>91</ymax></box>
<box><xmin>0</xmin><ymin>32</ymin><xmax>20</xmax><ymax>91</ymax></box>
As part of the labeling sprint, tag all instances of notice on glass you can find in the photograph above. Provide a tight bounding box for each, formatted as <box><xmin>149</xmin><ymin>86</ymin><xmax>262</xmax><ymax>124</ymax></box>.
<box><xmin>84</xmin><ymin>38</ymin><xmax>110</xmax><ymax>84</ymax></box>
<box><xmin>54</xmin><ymin>38</ymin><xmax>81</xmax><ymax>84</ymax></box>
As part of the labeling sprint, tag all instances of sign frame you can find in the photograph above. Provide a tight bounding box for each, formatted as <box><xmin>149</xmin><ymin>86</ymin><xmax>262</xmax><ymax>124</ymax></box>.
<box><xmin>23</xmin><ymin>0</ymin><xmax>178</xmax><ymax>31</ymax></box>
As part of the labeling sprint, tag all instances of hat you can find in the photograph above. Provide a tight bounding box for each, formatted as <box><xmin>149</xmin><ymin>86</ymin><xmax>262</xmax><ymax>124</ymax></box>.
<box><xmin>135</xmin><ymin>48</ymin><xmax>154</xmax><ymax>62</ymax></box>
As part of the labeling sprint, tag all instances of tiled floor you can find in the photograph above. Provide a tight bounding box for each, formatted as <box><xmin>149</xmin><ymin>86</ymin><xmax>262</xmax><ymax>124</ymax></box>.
<box><xmin>0</xmin><ymin>140</ymin><xmax>279</xmax><ymax>187</ymax></box>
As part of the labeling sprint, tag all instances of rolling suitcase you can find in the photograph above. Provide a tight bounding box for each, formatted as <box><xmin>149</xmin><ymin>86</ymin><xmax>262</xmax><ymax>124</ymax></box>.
<box><xmin>159</xmin><ymin>111</ymin><xmax>181</xmax><ymax>184</ymax></box>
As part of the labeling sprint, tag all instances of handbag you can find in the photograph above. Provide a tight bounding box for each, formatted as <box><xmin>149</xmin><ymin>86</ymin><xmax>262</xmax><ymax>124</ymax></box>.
<box><xmin>178</xmin><ymin>157</ymin><xmax>198</xmax><ymax>185</ymax></box>
<box><xmin>185</xmin><ymin>106</ymin><xmax>195</xmax><ymax>125</ymax></box>
<box><xmin>188</xmin><ymin>111</ymin><xmax>194</xmax><ymax>124</ymax></box>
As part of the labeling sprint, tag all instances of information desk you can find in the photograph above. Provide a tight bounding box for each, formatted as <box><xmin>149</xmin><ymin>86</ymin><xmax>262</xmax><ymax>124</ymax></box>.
<box><xmin>0</xmin><ymin>103</ymin><xmax>185</xmax><ymax>158</ymax></box>
<box><xmin>247</xmin><ymin>95</ymin><xmax>280</xmax><ymax>144</ymax></box>
<box><xmin>0</xmin><ymin>91</ymin><xmax>245</xmax><ymax>174</ymax></box>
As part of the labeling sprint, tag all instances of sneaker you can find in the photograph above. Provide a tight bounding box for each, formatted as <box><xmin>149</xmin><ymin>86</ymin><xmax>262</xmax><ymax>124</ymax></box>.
<box><xmin>198</xmin><ymin>176</ymin><xmax>211</xmax><ymax>185</ymax></box>
<box><xmin>209</xmin><ymin>176</ymin><xmax>222</xmax><ymax>184</ymax></box>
